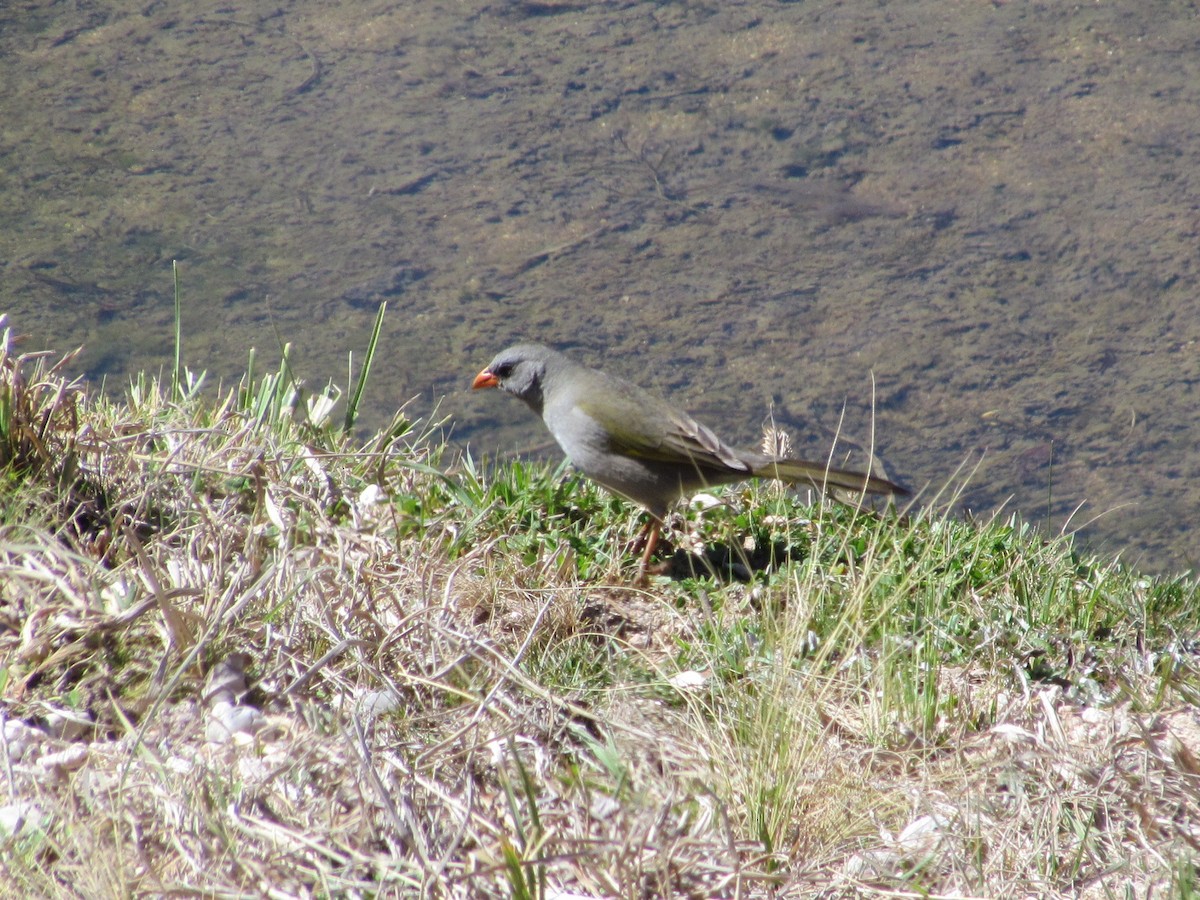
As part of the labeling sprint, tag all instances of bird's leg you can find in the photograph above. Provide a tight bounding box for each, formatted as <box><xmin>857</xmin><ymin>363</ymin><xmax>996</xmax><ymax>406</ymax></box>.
<box><xmin>628</xmin><ymin>517</ymin><xmax>653</xmax><ymax>554</ymax></box>
<box><xmin>633</xmin><ymin>517</ymin><xmax>662</xmax><ymax>584</ymax></box>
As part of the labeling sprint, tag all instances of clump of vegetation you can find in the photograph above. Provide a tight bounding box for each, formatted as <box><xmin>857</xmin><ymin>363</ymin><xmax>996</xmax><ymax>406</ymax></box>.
<box><xmin>1</xmin><ymin>312</ymin><xmax>1199</xmax><ymax>898</ymax></box>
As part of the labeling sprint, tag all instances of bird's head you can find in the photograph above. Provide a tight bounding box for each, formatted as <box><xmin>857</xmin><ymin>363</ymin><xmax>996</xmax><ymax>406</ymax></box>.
<box><xmin>472</xmin><ymin>344</ymin><xmax>557</xmax><ymax>413</ymax></box>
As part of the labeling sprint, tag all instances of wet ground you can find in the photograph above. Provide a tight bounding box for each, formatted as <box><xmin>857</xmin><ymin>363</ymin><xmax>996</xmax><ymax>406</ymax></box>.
<box><xmin>2</xmin><ymin>0</ymin><xmax>1198</xmax><ymax>572</ymax></box>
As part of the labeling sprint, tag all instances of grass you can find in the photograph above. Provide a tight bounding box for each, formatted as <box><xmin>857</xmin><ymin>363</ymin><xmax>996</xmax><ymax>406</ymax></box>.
<box><xmin>1</xmin><ymin>314</ymin><xmax>1199</xmax><ymax>898</ymax></box>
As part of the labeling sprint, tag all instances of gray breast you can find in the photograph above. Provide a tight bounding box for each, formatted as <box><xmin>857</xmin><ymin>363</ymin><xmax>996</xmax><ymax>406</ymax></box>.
<box><xmin>543</xmin><ymin>403</ymin><xmax>683</xmax><ymax>517</ymax></box>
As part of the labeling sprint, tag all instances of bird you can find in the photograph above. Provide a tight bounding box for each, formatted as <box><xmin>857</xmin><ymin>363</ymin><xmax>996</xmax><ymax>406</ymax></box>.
<box><xmin>472</xmin><ymin>343</ymin><xmax>908</xmax><ymax>581</ymax></box>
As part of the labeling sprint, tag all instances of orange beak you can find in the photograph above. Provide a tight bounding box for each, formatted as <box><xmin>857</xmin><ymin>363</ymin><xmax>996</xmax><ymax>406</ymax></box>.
<box><xmin>472</xmin><ymin>368</ymin><xmax>499</xmax><ymax>389</ymax></box>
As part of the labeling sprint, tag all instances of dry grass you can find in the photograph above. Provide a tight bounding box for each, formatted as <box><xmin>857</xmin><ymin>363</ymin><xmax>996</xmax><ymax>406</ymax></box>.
<box><xmin>1</xmin><ymin>321</ymin><xmax>1199</xmax><ymax>898</ymax></box>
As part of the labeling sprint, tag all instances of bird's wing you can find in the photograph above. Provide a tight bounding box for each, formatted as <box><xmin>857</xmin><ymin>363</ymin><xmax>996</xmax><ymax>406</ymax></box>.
<box><xmin>576</xmin><ymin>377</ymin><xmax>751</xmax><ymax>473</ymax></box>
<box><xmin>651</xmin><ymin>410</ymin><xmax>752</xmax><ymax>472</ymax></box>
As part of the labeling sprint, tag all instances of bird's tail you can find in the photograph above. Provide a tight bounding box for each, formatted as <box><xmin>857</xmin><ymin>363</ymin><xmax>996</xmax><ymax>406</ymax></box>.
<box><xmin>753</xmin><ymin>458</ymin><xmax>909</xmax><ymax>498</ymax></box>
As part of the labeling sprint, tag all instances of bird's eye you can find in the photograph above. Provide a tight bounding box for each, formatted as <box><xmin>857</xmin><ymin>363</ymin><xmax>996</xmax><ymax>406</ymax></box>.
<box><xmin>494</xmin><ymin>362</ymin><xmax>514</xmax><ymax>378</ymax></box>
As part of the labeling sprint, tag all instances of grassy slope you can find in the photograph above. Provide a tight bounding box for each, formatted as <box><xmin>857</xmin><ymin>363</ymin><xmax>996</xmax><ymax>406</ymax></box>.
<box><xmin>2</xmin><ymin>324</ymin><xmax>1199</xmax><ymax>899</ymax></box>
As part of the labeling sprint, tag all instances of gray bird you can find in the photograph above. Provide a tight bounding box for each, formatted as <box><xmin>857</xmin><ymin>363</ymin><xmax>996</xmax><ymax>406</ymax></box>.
<box><xmin>472</xmin><ymin>343</ymin><xmax>908</xmax><ymax>580</ymax></box>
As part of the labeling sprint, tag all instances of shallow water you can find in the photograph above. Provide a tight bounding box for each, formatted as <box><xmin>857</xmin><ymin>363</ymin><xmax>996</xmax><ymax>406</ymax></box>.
<box><xmin>3</xmin><ymin>0</ymin><xmax>1198</xmax><ymax>572</ymax></box>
